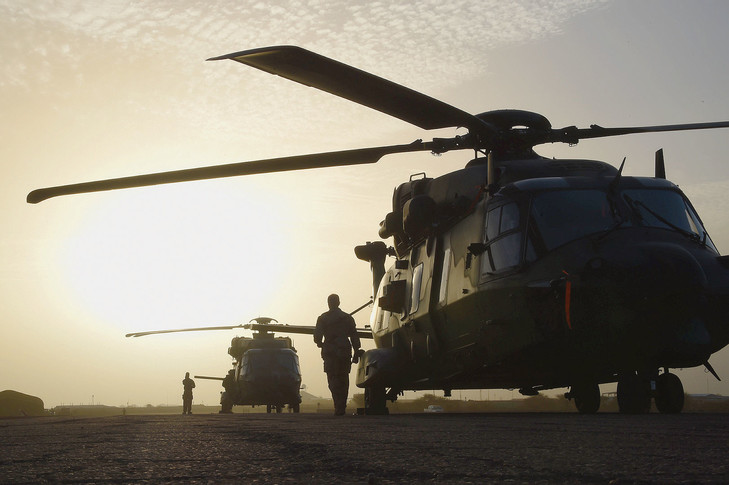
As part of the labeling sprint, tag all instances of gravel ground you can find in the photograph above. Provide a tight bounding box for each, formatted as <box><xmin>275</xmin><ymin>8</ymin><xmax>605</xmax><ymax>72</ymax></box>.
<box><xmin>1</xmin><ymin>412</ymin><xmax>728</xmax><ymax>484</ymax></box>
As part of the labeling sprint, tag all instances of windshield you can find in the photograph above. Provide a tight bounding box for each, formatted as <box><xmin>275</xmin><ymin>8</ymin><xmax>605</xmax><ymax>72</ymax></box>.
<box><xmin>531</xmin><ymin>189</ymin><xmax>618</xmax><ymax>251</ymax></box>
<box><xmin>530</xmin><ymin>187</ymin><xmax>717</xmax><ymax>253</ymax></box>
<box><xmin>622</xmin><ymin>189</ymin><xmax>716</xmax><ymax>249</ymax></box>
<box><xmin>243</xmin><ymin>350</ymin><xmax>299</xmax><ymax>374</ymax></box>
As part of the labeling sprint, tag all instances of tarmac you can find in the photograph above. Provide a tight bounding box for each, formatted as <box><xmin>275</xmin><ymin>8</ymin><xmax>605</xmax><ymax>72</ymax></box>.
<box><xmin>1</xmin><ymin>412</ymin><xmax>728</xmax><ymax>483</ymax></box>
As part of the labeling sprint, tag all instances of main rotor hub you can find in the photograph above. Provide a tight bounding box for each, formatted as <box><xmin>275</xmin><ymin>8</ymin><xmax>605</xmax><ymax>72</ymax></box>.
<box><xmin>475</xmin><ymin>110</ymin><xmax>551</xmax><ymax>132</ymax></box>
<box><xmin>473</xmin><ymin>110</ymin><xmax>553</xmax><ymax>160</ymax></box>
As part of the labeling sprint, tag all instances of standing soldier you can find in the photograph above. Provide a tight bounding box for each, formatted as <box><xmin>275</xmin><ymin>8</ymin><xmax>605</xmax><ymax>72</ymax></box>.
<box><xmin>182</xmin><ymin>372</ymin><xmax>195</xmax><ymax>415</ymax></box>
<box><xmin>314</xmin><ymin>294</ymin><xmax>361</xmax><ymax>415</ymax></box>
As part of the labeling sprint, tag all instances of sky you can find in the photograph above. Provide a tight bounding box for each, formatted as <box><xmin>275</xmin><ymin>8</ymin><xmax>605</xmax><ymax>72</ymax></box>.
<box><xmin>3</xmin><ymin>0</ymin><xmax>729</xmax><ymax>408</ymax></box>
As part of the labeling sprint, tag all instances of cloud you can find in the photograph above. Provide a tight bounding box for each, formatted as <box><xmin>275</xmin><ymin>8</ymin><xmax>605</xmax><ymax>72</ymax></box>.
<box><xmin>0</xmin><ymin>0</ymin><xmax>609</xmax><ymax>161</ymax></box>
<box><xmin>1</xmin><ymin>0</ymin><xmax>609</xmax><ymax>91</ymax></box>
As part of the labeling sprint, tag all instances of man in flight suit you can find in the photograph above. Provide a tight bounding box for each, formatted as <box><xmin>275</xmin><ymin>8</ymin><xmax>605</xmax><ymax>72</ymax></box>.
<box><xmin>182</xmin><ymin>372</ymin><xmax>195</xmax><ymax>415</ymax></box>
<box><xmin>314</xmin><ymin>294</ymin><xmax>361</xmax><ymax>415</ymax></box>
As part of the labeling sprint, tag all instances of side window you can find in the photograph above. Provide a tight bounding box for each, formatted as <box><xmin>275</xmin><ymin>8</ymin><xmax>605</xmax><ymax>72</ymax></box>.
<box><xmin>438</xmin><ymin>248</ymin><xmax>451</xmax><ymax>306</ymax></box>
<box><xmin>481</xmin><ymin>202</ymin><xmax>523</xmax><ymax>275</ymax></box>
<box><xmin>410</xmin><ymin>263</ymin><xmax>424</xmax><ymax>314</ymax></box>
<box><xmin>240</xmin><ymin>355</ymin><xmax>250</xmax><ymax>375</ymax></box>
<box><xmin>486</xmin><ymin>207</ymin><xmax>500</xmax><ymax>240</ymax></box>
<box><xmin>684</xmin><ymin>200</ymin><xmax>718</xmax><ymax>253</ymax></box>
<box><xmin>500</xmin><ymin>203</ymin><xmax>520</xmax><ymax>233</ymax></box>
<box><xmin>489</xmin><ymin>233</ymin><xmax>522</xmax><ymax>269</ymax></box>
<box><xmin>371</xmin><ymin>283</ymin><xmax>390</xmax><ymax>333</ymax></box>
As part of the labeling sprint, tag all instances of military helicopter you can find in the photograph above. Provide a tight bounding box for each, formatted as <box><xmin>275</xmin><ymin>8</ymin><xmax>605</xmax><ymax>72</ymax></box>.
<box><xmin>127</xmin><ymin>317</ymin><xmax>304</xmax><ymax>413</ymax></box>
<box><xmin>29</xmin><ymin>46</ymin><xmax>729</xmax><ymax>414</ymax></box>
<box><xmin>126</xmin><ymin>308</ymin><xmax>373</xmax><ymax>413</ymax></box>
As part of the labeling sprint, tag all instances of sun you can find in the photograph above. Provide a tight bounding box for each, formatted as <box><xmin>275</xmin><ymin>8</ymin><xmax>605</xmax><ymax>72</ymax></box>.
<box><xmin>57</xmin><ymin>179</ymin><xmax>296</xmax><ymax>330</ymax></box>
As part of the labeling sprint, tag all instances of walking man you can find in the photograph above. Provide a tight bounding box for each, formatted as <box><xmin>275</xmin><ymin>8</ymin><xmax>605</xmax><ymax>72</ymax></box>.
<box><xmin>314</xmin><ymin>294</ymin><xmax>361</xmax><ymax>415</ymax></box>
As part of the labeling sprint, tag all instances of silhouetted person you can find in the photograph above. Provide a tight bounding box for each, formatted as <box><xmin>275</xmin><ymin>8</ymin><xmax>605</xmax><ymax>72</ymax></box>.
<box><xmin>220</xmin><ymin>369</ymin><xmax>235</xmax><ymax>414</ymax></box>
<box><xmin>182</xmin><ymin>372</ymin><xmax>195</xmax><ymax>415</ymax></box>
<box><xmin>314</xmin><ymin>294</ymin><xmax>361</xmax><ymax>415</ymax></box>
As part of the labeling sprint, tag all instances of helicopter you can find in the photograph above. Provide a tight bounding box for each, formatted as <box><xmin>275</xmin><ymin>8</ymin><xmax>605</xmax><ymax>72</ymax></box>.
<box><xmin>127</xmin><ymin>317</ymin><xmax>303</xmax><ymax>413</ymax></box>
<box><xmin>28</xmin><ymin>46</ymin><xmax>729</xmax><ymax>414</ymax></box>
<box><xmin>126</xmin><ymin>310</ymin><xmax>373</xmax><ymax>413</ymax></box>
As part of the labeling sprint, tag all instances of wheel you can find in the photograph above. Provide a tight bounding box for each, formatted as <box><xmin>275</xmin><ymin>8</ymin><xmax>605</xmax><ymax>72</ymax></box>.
<box><xmin>617</xmin><ymin>373</ymin><xmax>651</xmax><ymax>414</ymax></box>
<box><xmin>220</xmin><ymin>393</ymin><xmax>234</xmax><ymax>414</ymax></box>
<box><xmin>364</xmin><ymin>386</ymin><xmax>389</xmax><ymax>415</ymax></box>
<box><xmin>655</xmin><ymin>372</ymin><xmax>684</xmax><ymax>414</ymax></box>
<box><xmin>572</xmin><ymin>382</ymin><xmax>601</xmax><ymax>414</ymax></box>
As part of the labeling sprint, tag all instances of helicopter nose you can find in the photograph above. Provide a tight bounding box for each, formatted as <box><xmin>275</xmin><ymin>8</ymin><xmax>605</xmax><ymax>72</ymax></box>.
<box><xmin>629</xmin><ymin>243</ymin><xmax>712</xmax><ymax>366</ymax></box>
<box><xmin>658</xmin><ymin>317</ymin><xmax>712</xmax><ymax>367</ymax></box>
<box><xmin>580</xmin><ymin>242</ymin><xmax>712</xmax><ymax>367</ymax></box>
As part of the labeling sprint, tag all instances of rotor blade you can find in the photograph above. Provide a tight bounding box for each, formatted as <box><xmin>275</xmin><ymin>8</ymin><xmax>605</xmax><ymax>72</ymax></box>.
<box><xmin>552</xmin><ymin>120</ymin><xmax>729</xmax><ymax>145</ymax></box>
<box><xmin>245</xmin><ymin>322</ymin><xmax>373</xmax><ymax>339</ymax></box>
<box><xmin>125</xmin><ymin>324</ymin><xmax>245</xmax><ymax>338</ymax></box>
<box><xmin>27</xmin><ymin>141</ymin><xmax>433</xmax><ymax>204</ymax></box>
<box><xmin>194</xmin><ymin>375</ymin><xmax>224</xmax><ymax>381</ymax></box>
<box><xmin>209</xmin><ymin>45</ymin><xmax>486</xmax><ymax>132</ymax></box>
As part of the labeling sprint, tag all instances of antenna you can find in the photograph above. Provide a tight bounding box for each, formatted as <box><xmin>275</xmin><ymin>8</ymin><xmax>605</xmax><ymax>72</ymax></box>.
<box><xmin>655</xmin><ymin>149</ymin><xmax>666</xmax><ymax>179</ymax></box>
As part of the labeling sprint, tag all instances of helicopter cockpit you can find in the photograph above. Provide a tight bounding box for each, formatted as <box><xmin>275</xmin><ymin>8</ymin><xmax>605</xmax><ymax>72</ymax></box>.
<box><xmin>239</xmin><ymin>348</ymin><xmax>301</xmax><ymax>380</ymax></box>
<box><xmin>482</xmin><ymin>177</ymin><xmax>718</xmax><ymax>275</ymax></box>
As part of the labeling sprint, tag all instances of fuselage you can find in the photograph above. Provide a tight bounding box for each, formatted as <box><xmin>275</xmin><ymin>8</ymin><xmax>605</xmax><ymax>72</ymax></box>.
<box><xmin>234</xmin><ymin>348</ymin><xmax>302</xmax><ymax>405</ymax></box>
<box><xmin>357</xmin><ymin>159</ymin><xmax>729</xmax><ymax>394</ymax></box>
<box><xmin>225</xmin><ymin>334</ymin><xmax>302</xmax><ymax>407</ymax></box>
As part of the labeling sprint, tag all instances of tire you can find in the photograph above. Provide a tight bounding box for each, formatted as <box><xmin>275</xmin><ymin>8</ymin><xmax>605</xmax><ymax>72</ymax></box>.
<box><xmin>655</xmin><ymin>372</ymin><xmax>684</xmax><ymax>414</ymax></box>
<box><xmin>572</xmin><ymin>382</ymin><xmax>601</xmax><ymax>414</ymax></box>
<box><xmin>220</xmin><ymin>393</ymin><xmax>234</xmax><ymax>414</ymax></box>
<box><xmin>364</xmin><ymin>386</ymin><xmax>389</xmax><ymax>415</ymax></box>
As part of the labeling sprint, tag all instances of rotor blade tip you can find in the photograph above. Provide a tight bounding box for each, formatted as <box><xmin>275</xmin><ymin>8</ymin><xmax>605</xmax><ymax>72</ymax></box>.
<box><xmin>26</xmin><ymin>191</ymin><xmax>45</xmax><ymax>204</ymax></box>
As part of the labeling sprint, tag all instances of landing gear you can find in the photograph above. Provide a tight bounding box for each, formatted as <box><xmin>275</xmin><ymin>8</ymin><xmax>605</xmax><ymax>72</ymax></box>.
<box><xmin>617</xmin><ymin>373</ymin><xmax>652</xmax><ymax>414</ymax></box>
<box><xmin>220</xmin><ymin>392</ymin><xmax>234</xmax><ymax>414</ymax></box>
<box><xmin>569</xmin><ymin>382</ymin><xmax>601</xmax><ymax>414</ymax></box>
<box><xmin>362</xmin><ymin>386</ymin><xmax>389</xmax><ymax>415</ymax></box>
<box><xmin>655</xmin><ymin>372</ymin><xmax>684</xmax><ymax>414</ymax></box>
<box><xmin>617</xmin><ymin>370</ymin><xmax>685</xmax><ymax>414</ymax></box>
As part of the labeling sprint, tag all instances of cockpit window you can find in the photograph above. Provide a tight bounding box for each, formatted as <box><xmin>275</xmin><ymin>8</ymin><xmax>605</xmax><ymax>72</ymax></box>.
<box><xmin>529</xmin><ymin>187</ymin><xmax>717</xmax><ymax>253</ymax></box>
<box><xmin>623</xmin><ymin>188</ymin><xmax>717</xmax><ymax>252</ymax></box>
<box><xmin>482</xmin><ymin>202</ymin><xmax>524</xmax><ymax>275</ymax></box>
<box><xmin>244</xmin><ymin>350</ymin><xmax>298</xmax><ymax>374</ymax></box>
<box><xmin>531</xmin><ymin>190</ymin><xmax>617</xmax><ymax>251</ymax></box>
<box><xmin>500</xmin><ymin>202</ymin><xmax>520</xmax><ymax>233</ymax></box>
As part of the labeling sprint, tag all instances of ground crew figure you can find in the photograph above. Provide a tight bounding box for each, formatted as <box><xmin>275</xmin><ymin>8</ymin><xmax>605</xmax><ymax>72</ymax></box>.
<box><xmin>314</xmin><ymin>294</ymin><xmax>361</xmax><ymax>415</ymax></box>
<box><xmin>220</xmin><ymin>369</ymin><xmax>235</xmax><ymax>414</ymax></box>
<box><xmin>182</xmin><ymin>372</ymin><xmax>195</xmax><ymax>415</ymax></box>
